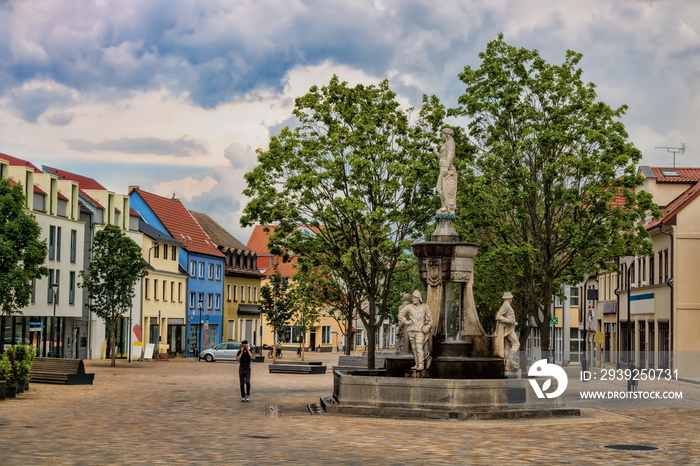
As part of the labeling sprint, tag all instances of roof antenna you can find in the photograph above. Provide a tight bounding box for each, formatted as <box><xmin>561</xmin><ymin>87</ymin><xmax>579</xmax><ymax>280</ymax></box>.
<box><xmin>655</xmin><ymin>143</ymin><xmax>685</xmax><ymax>168</ymax></box>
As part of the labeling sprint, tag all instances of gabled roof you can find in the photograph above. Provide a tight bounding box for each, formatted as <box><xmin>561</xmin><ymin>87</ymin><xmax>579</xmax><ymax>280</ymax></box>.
<box><xmin>643</xmin><ymin>166</ymin><xmax>700</xmax><ymax>183</ymax></box>
<box><xmin>138</xmin><ymin>219</ymin><xmax>184</xmax><ymax>247</ymax></box>
<box><xmin>189</xmin><ymin>210</ymin><xmax>250</xmax><ymax>252</ymax></box>
<box><xmin>43</xmin><ymin>166</ymin><xmax>107</xmax><ymax>190</ymax></box>
<box><xmin>247</xmin><ymin>225</ymin><xmax>278</xmax><ymax>256</ymax></box>
<box><xmin>646</xmin><ymin>181</ymin><xmax>700</xmax><ymax>229</ymax></box>
<box><xmin>0</xmin><ymin>152</ymin><xmax>42</xmax><ymax>172</ymax></box>
<box><xmin>131</xmin><ymin>188</ymin><xmax>223</xmax><ymax>258</ymax></box>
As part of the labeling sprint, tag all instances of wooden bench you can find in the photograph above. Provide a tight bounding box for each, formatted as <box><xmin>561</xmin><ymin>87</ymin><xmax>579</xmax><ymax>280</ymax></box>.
<box><xmin>269</xmin><ymin>364</ymin><xmax>327</xmax><ymax>374</ymax></box>
<box><xmin>30</xmin><ymin>357</ymin><xmax>95</xmax><ymax>385</ymax></box>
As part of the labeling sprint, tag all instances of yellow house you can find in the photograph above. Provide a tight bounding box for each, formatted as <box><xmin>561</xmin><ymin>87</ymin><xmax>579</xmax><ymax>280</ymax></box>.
<box><xmin>139</xmin><ymin>221</ymin><xmax>189</xmax><ymax>357</ymax></box>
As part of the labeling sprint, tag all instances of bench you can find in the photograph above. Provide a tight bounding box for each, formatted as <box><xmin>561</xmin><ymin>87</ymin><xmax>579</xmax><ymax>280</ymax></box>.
<box><xmin>30</xmin><ymin>357</ymin><xmax>95</xmax><ymax>385</ymax></box>
<box><xmin>272</xmin><ymin>360</ymin><xmax>323</xmax><ymax>365</ymax></box>
<box><xmin>334</xmin><ymin>355</ymin><xmax>387</xmax><ymax>371</ymax></box>
<box><xmin>269</xmin><ymin>364</ymin><xmax>327</xmax><ymax>374</ymax></box>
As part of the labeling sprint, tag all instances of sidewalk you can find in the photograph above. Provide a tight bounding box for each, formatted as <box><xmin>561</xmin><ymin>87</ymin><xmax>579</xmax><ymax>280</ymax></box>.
<box><xmin>2</xmin><ymin>352</ymin><xmax>699</xmax><ymax>464</ymax></box>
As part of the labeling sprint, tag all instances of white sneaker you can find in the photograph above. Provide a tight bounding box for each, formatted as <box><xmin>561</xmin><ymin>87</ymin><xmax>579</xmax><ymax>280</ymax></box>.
<box><xmin>241</xmin><ymin>398</ymin><xmax>246</xmax><ymax>402</ymax></box>
<box><xmin>245</xmin><ymin>396</ymin><xmax>250</xmax><ymax>402</ymax></box>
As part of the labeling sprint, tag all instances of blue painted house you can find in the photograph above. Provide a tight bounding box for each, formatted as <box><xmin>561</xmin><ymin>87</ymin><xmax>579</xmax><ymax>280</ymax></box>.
<box><xmin>129</xmin><ymin>188</ymin><xmax>225</xmax><ymax>357</ymax></box>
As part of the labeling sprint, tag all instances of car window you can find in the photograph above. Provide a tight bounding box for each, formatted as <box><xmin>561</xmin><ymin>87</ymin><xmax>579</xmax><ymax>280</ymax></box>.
<box><xmin>214</xmin><ymin>343</ymin><xmax>227</xmax><ymax>350</ymax></box>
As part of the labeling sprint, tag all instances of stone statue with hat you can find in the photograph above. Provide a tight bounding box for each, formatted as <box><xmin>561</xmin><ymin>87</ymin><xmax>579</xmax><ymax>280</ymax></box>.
<box><xmin>398</xmin><ymin>290</ymin><xmax>434</xmax><ymax>371</ymax></box>
<box><xmin>494</xmin><ymin>292</ymin><xmax>520</xmax><ymax>370</ymax></box>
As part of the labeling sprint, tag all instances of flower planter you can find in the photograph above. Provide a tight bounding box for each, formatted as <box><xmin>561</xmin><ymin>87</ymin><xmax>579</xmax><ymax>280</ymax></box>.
<box><xmin>5</xmin><ymin>385</ymin><xmax>17</xmax><ymax>398</ymax></box>
<box><xmin>16</xmin><ymin>383</ymin><xmax>24</xmax><ymax>394</ymax></box>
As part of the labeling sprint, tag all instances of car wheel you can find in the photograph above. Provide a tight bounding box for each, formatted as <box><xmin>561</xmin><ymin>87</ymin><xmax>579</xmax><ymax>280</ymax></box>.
<box><xmin>204</xmin><ymin>354</ymin><xmax>214</xmax><ymax>362</ymax></box>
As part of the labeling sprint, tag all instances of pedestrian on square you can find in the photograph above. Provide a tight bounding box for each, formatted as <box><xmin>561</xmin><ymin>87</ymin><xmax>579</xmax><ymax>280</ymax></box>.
<box><xmin>236</xmin><ymin>340</ymin><xmax>253</xmax><ymax>402</ymax></box>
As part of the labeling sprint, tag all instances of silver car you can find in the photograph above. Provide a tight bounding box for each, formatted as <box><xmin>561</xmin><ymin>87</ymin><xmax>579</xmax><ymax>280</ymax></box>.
<box><xmin>199</xmin><ymin>342</ymin><xmax>243</xmax><ymax>362</ymax></box>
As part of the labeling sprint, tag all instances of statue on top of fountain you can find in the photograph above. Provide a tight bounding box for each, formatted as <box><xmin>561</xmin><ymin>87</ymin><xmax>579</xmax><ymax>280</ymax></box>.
<box><xmin>434</xmin><ymin>127</ymin><xmax>457</xmax><ymax>216</ymax></box>
<box><xmin>398</xmin><ymin>290</ymin><xmax>433</xmax><ymax>371</ymax></box>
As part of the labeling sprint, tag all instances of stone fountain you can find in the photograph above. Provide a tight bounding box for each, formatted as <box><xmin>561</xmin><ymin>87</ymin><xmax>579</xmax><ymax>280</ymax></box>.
<box><xmin>321</xmin><ymin>128</ymin><xmax>578</xmax><ymax>419</ymax></box>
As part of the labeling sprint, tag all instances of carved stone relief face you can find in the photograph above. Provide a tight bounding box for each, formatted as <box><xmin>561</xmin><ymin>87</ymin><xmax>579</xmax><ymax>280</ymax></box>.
<box><xmin>427</xmin><ymin>258</ymin><xmax>442</xmax><ymax>287</ymax></box>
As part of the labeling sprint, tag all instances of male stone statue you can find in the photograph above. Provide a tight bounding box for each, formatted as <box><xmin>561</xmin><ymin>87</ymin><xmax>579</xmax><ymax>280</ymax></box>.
<box><xmin>494</xmin><ymin>292</ymin><xmax>520</xmax><ymax>370</ymax></box>
<box><xmin>395</xmin><ymin>293</ymin><xmax>412</xmax><ymax>355</ymax></box>
<box><xmin>433</xmin><ymin>127</ymin><xmax>457</xmax><ymax>215</ymax></box>
<box><xmin>399</xmin><ymin>290</ymin><xmax>433</xmax><ymax>371</ymax></box>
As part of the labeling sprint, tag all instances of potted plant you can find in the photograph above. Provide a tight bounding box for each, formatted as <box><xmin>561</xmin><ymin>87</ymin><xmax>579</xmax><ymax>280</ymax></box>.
<box><xmin>0</xmin><ymin>353</ymin><xmax>13</xmax><ymax>398</ymax></box>
<box><xmin>13</xmin><ymin>344</ymin><xmax>35</xmax><ymax>391</ymax></box>
<box><xmin>4</xmin><ymin>346</ymin><xmax>22</xmax><ymax>394</ymax></box>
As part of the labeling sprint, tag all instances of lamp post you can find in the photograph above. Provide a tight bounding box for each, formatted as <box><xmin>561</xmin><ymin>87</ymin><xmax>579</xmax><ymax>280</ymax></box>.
<box><xmin>198</xmin><ymin>296</ymin><xmax>204</xmax><ymax>358</ymax></box>
<box><xmin>51</xmin><ymin>283</ymin><xmax>59</xmax><ymax>357</ymax></box>
<box><xmin>582</xmin><ymin>276</ymin><xmax>598</xmax><ymax>375</ymax></box>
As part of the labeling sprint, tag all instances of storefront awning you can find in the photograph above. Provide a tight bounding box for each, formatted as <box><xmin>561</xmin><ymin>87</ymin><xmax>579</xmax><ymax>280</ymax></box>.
<box><xmin>238</xmin><ymin>304</ymin><xmax>261</xmax><ymax>315</ymax></box>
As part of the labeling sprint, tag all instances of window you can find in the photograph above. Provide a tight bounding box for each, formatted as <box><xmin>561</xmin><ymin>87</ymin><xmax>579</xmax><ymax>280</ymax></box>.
<box><xmin>31</xmin><ymin>278</ymin><xmax>36</xmax><ymax>304</ymax></box>
<box><xmin>178</xmin><ymin>283</ymin><xmax>183</xmax><ymax>302</ymax></box>
<box><xmin>208</xmin><ymin>264</ymin><xmax>214</xmax><ymax>279</ymax></box>
<box><xmin>199</xmin><ymin>262</ymin><xmax>204</xmax><ymax>278</ymax></box>
<box><xmin>663</xmin><ymin>249</ymin><xmax>669</xmax><ymax>282</ymax></box>
<box><xmin>216</xmin><ymin>265</ymin><xmax>221</xmax><ymax>280</ymax></box>
<box><xmin>47</xmin><ymin>269</ymin><xmax>56</xmax><ymax>303</ymax></box>
<box><xmin>49</xmin><ymin>226</ymin><xmax>56</xmax><ymax>260</ymax></box>
<box><xmin>282</xmin><ymin>326</ymin><xmax>305</xmax><ymax>344</ymax></box>
<box><xmin>69</xmin><ymin>271</ymin><xmax>75</xmax><ymax>305</ymax></box>
<box><xmin>207</xmin><ymin>293</ymin><xmax>213</xmax><ymax>309</ymax></box>
<box><xmin>215</xmin><ymin>294</ymin><xmax>221</xmax><ymax>310</ymax></box>
<box><xmin>189</xmin><ymin>292</ymin><xmax>196</xmax><ymax>308</ymax></box>
<box><xmin>154</xmin><ymin>279</ymin><xmax>159</xmax><ymax>300</ymax></box>
<box><xmin>253</xmin><ymin>286</ymin><xmax>258</xmax><ymax>303</ymax></box>
<box><xmin>233</xmin><ymin>285</ymin><xmax>238</xmax><ymax>302</ymax></box>
<box><xmin>661</xmin><ymin>169</ymin><xmax>680</xmax><ymax>177</ymax></box>
<box><xmin>171</xmin><ymin>246</ymin><xmax>177</xmax><ymax>261</ymax></box>
<box><xmin>153</xmin><ymin>244</ymin><xmax>159</xmax><ymax>258</ymax></box>
<box><xmin>162</xmin><ymin>280</ymin><xmax>168</xmax><ymax>301</ymax></box>
<box><xmin>269</xmin><ymin>257</ymin><xmax>274</xmax><ymax>267</ymax></box>
<box><xmin>70</xmin><ymin>229</ymin><xmax>77</xmax><ymax>263</ymax></box>
<box><xmin>163</xmin><ymin>244</ymin><xmax>168</xmax><ymax>260</ymax></box>
<box><xmin>198</xmin><ymin>293</ymin><xmax>204</xmax><ymax>309</ymax></box>
<box><xmin>355</xmin><ymin>329</ymin><xmax>364</xmax><ymax>348</ymax></box>
<box><xmin>649</xmin><ymin>257</ymin><xmax>655</xmax><ymax>286</ymax></box>
<box><xmin>241</xmin><ymin>285</ymin><xmax>246</xmax><ymax>302</ymax></box>
<box><xmin>227</xmin><ymin>284</ymin><xmax>231</xmax><ymax>302</ymax></box>
<box><xmin>145</xmin><ymin>278</ymin><xmax>150</xmax><ymax>299</ymax></box>
<box><xmin>56</xmin><ymin>227</ymin><xmax>61</xmax><ymax>260</ymax></box>
<box><xmin>190</xmin><ymin>261</ymin><xmax>196</xmax><ymax>277</ymax></box>
<box><xmin>248</xmin><ymin>286</ymin><xmax>252</xmax><ymax>303</ymax></box>
<box><xmin>322</xmin><ymin>325</ymin><xmax>332</xmax><ymax>345</ymax></box>
<box><xmin>658</xmin><ymin>251</ymin><xmax>663</xmax><ymax>284</ymax></box>
<box><xmin>170</xmin><ymin>282</ymin><xmax>175</xmax><ymax>302</ymax></box>
<box><xmin>569</xmin><ymin>286</ymin><xmax>579</xmax><ymax>306</ymax></box>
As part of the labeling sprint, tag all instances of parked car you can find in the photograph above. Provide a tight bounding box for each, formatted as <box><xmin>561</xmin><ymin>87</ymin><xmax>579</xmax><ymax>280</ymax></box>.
<box><xmin>199</xmin><ymin>342</ymin><xmax>245</xmax><ymax>362</ymax></box>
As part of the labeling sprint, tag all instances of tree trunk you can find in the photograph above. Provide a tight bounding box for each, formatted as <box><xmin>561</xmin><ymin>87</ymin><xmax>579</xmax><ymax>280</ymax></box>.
<box><xmin>344</xmin><ymin>317</ymin><xmax>353</xmax><ymax>355</ymax></box>
<box><xmin>365</xmin><ymin>322</ymin><xmax>376</xmax><ymax>370</ymax></box>
<box><xmin>109</xmin><ymin>318</ymin><xmax>117</xmax><ymax>367</ymax></box>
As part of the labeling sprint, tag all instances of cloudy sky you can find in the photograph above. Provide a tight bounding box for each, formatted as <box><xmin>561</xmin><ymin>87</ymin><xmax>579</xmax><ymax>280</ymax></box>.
<box><xmin>1</xmin><ymin>0</ymin><xmax>698</xmax><ymax>242</ymax></box>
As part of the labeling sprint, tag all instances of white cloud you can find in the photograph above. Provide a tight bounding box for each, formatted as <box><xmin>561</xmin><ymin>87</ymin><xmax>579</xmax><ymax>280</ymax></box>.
<box><xmin>152</xmin><ymin>176</ymin><xmax>218</xmax><ymax>202</ymax></box>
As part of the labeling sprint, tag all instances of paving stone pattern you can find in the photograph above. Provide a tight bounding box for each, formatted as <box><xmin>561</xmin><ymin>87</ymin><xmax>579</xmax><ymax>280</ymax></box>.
<box><xmin>2</xmin><ymin>352</ymin><xmax>700</xmax><ymax>465</ymax></box>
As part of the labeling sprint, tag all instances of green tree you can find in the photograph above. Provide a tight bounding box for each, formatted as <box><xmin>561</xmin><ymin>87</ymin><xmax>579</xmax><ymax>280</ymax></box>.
<box><xmin>0</xmin><ymin>178</ymin><xmax>48</xmax><ymax>350</ymax></box>
<box><xmin>288</xmin><ymin>273</ymin><xmax>322</xmax><ymax>361</ymax></box>
<box><xmin>453</xmin><ymin>35</ymin><xmax>659</xmax><ymax>348</ymax></box>
<box><xmin>259</xmin><ymin>265</ymin><xmax>293</xmax><ymax>362</ymax></box>
<box><xmin>242</xmin><ymin>76</ymin><xmax>444</xmax><ymax>368</ymax></box>
<box><xmin>79</xmin><ymin>224</ymin><xmax>147</xmax><ymax>366</ymax></box>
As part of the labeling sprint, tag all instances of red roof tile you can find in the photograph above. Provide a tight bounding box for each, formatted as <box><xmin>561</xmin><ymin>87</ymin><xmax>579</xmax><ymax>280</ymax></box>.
<box><xmin>647</xmin><ymin>181</ymin><xmax>700</xmax><ymax>229</ymax></box>
<box><xmin>263</xmin><ymin>258</ymin><xmax>298</xmax><ymax>277</ymax></box>
<box><xmin>132</xmin><ymin>188</ymin><xmax>223</xmax><ymax>258</ymax></box>
<box><xmin>43</xmin><ymin>166</ymin><xmax>107</xmax><ymax>190</ymax></box>
<box><xmin>0</xmin><ymin>152</ymin><xmax>42</xmax><ymax>172</ymax></box>
<box><xmin>247</xmin><ymin>225</ymin><xmax>278</xmax><ymax>256</ymax></box>
<box><xmin>650</xmin><ymin>167</ymin><xmax>700</xmax><ymax>183</ymax></box>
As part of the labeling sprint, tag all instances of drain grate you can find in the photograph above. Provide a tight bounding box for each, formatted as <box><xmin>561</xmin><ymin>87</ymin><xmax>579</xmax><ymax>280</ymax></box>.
<box><xmin>603</xmin><ymin>444</ymin><xmax>660</xmax><ymax>451</ymax></box>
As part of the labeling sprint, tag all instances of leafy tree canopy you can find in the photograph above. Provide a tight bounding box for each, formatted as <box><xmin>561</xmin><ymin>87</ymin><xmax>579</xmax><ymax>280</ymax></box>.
<box><xmin>242</xmin><ymin>75</ymin><xmax>445</xmax><ymax>368</ymax></box>
<box><xmin>79</xmin><ymin>224</ymin><xmax>147</xmax><ymax>366</ymax></box>
<box><xmin>452</xmin><ymin>35</ymin><xmax>659</xmax><ymax>345</ymax></box>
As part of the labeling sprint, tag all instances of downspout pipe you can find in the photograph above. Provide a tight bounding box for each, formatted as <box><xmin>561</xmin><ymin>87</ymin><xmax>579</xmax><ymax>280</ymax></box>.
<box><xmin>659</xmin><ymin>226</ymin><xmax>674</xmax><ymax>370</ymax></box>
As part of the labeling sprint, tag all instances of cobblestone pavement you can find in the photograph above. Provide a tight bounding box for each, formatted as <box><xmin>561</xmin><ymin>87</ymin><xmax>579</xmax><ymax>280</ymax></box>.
<box><xmin>2</xmin><ymin>352</ymin><xmax>700</xmax><ymax>465</ymax></box>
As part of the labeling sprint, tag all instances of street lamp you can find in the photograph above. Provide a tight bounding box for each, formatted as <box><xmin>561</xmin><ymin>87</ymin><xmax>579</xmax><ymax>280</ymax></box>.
<box><xmin>582</xmin><ymin>275</ymin><xmax>598</xmax><ymax>375</ymax></box>
<box><xmin>198</xmin><ymin>296</ymin><xmax>204</xmax><ymax>358</ymax></box>
<box><xmin>51</xmin><ymin>283</ymin><xmax>59</xmax><ymax>357</ymax></box>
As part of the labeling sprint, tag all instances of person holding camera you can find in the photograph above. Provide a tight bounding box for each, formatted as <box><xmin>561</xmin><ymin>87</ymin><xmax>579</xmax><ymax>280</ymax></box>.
<box><xmin>236</xmin><ymin>340</ymin><xmax>253</xmax><ymax>402</ymax></box>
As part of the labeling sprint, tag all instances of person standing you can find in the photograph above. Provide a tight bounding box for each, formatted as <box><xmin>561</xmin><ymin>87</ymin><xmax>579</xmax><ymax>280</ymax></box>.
<box><xmin>236</xmin><ymin>340</ymin><xmax>253</xmax><ymax>402</ymax></box>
